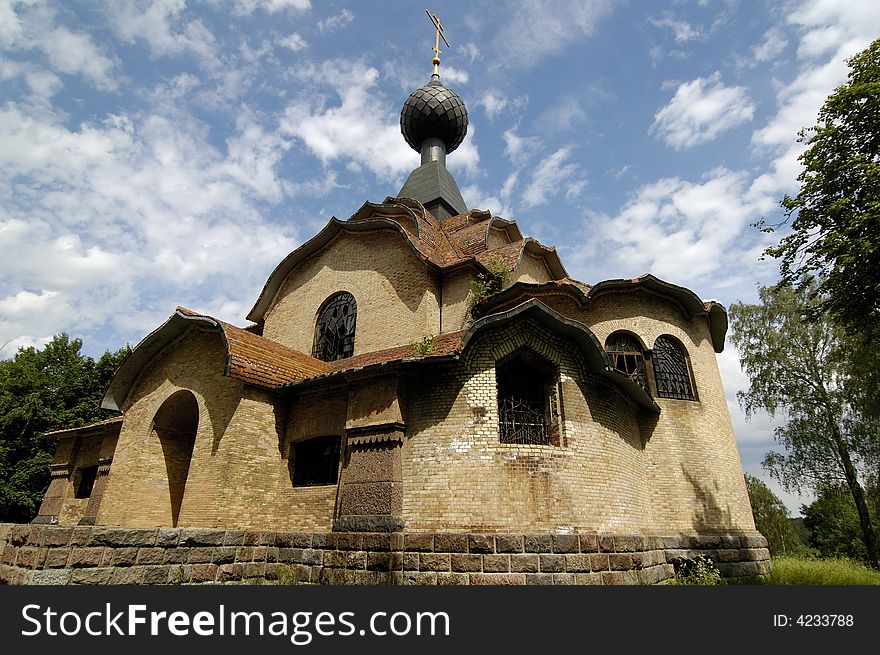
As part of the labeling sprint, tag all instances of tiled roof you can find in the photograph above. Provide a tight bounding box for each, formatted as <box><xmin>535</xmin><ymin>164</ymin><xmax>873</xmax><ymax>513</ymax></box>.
<box><xmin>176</xmin><ymin>307</ymin><xmax>330</xmax><ymax>387</ymax></box>
<box><xmin>45</xmin><ymin>416</ymin><xmax>124</xmax><ymax>439</ymax></box>
<box><xmin>177</xmin><ymin>308</ymin><xmax>464</xmax><ymax>390</ymax></box>
<box><xmin>247</xmin><ymin>199</ymin><xmax>566</xmax><ymax>323</ymax></box>
<box><xmin>322</xmin><ymin>330</ymin><xmax>464</xmax><ymax>375</ymax></box>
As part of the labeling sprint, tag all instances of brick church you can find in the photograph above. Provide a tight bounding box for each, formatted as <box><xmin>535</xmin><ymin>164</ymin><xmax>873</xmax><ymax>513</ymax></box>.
<box><xmin>33</xmin><ymin>41</ymin><xmax>765</xmax><ymax>581</ymax></box>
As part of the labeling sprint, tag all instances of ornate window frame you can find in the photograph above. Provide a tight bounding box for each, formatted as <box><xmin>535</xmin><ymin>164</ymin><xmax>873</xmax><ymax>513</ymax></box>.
<box><xmin>604</xmin><ymin>331</ymin><xmax>652</xmax><ymax>395</ymax></box>
<box><xmin>652</xmin><ymin>335</ymin><xmax>697</xmax><ymax>401</ymax></box>
<box><xmin>312</xmin><ymin>292</ymin><xmax>357</xmax><ymax>361</ymax></box>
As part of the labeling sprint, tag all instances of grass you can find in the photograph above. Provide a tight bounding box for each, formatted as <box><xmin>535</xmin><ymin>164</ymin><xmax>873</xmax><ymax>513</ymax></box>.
<box><xmin>761</xmin><ymin>556</ymin><xmax>880</xmax><ymax>585</ymax></box>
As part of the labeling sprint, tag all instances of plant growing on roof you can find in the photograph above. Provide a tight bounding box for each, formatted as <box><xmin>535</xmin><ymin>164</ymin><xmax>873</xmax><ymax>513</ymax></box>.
<box><xmin>411</xmin><ymin>335</ymin><xmax>436</xmax><ymax>356</ymax></box>
<box><xmin>470</xmin><ymin>255</ymin><xmax>511</xmax><ymax>306</ymax></box>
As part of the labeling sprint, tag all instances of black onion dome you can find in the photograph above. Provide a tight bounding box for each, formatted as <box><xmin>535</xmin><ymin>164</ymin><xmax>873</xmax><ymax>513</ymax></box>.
<box><xmin>400</xmin><ymin>76</ymin><xmax>468</xmax><ymax>153</ymax></box>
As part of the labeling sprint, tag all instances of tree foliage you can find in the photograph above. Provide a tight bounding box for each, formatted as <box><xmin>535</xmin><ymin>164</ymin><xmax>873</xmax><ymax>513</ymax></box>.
<box><xmin>763</xmin><ymin>38</ymin><xmax>880</xmax><ymax>335</ymax></box>
<box><xmin>801</xmin><ymin>482</ymin><xmax>880</xmax><ymax>562</ymax></box>
<box><xmin>0</xmin><ymin>335</ymin><xmax>127</xmax><ymax>523</ymax></box>
<box><xmin>729</xmin><ymin>281</ymin><xmax>880</xmax><ymax>568</ymax></box>
<box><xmin>744</xmin><ymin>474</ymin><xmax>808</xmax><ymax>556</ymax></box>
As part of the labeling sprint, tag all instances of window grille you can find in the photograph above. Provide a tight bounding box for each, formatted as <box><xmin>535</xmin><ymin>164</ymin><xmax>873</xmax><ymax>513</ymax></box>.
<box><xmin>497</xmin><ymin>349</ymin><xmax>560</xmax><ymax>445</ymax></box>
<box><xmin>291</xmin><ymin>436</ymin><xmax>341</xmax><ymax>486</ymax></box>
<box><xmin>312</xmin><ymin>292</ymin><xmax>356</xmax><ymax>361</ymax></box>
<box><xmin>605</xmin><ymin>333</ymin><xmax>650</xmax><ymax>394</ymax></box>
<box><xmin>652</xmin><ymin>336</ymin><xmax>695</xmax><ymax>400</ymax></box>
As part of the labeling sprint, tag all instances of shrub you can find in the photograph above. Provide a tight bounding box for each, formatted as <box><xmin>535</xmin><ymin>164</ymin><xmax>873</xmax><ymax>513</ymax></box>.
<box><xmin>672</xmin><ymin>555</ymin><xmax>723</xmax><ymax>585</ymax></box>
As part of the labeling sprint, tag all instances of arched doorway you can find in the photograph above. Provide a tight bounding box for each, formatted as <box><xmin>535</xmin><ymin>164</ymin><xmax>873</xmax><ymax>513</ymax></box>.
<box><xmin>152</xmin><ymin>391</ymin><xmax>199</xmax><ymax>527</ymax></box>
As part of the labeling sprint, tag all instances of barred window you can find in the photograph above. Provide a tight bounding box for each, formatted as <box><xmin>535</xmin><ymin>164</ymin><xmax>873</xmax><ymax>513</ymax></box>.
<box><xmin>605</xmin><ymin>332</ymin><xmax>650</xmax><ymax>395</ymax></box>
<box><xmin>497</xmin><ymin>348</ymin><xmax>562</xmax><ymax>446</ymax></box>
<box><xmin>312</xmin><ymin>292</ymin><xmax>356</xmax><ymax>361</ymax></box>
<box><xmin>291</xmin><ymin>436</ymin><xmax>341</xmax><ymax>486</ymax></box>
<box><xmin>652</xmin><ymin>335</ymin><xmax>696</xmax><ymax>400</ymax></box>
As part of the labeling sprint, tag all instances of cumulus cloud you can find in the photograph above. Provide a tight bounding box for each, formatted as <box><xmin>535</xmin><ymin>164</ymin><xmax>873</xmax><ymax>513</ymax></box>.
<box><xmin>278</xmin><ymin>32</ymin><xmax>307</xmax><ymax>52</ymax></box>
<box><xmin>753</xmin><ymin>27</ymin><xmax>788</xmax><ymax>63</ymax></box>
<box><xmin>571</xmin><ymin>168</ymin><xmax>777</xmax><ymax>291</ymax></box>
<box><xmin>280</xmin><ymin>59</ymin><xmax>482</xmax><ymax>182</ymax></box>
<box><xmin>750</xmin><ymin>0</ymin><xmax>880</xmax><ymax>197</ymax></box>
<box><xmin>1</xmin><ymin>2</ymin><xmax>118</xmax><ymax>90</ymax></box>
<box><xmin>649</xmin><ymin>16</ymin><xmax>705</xmax><ymax>43</ymax></box>
<box><xmin>108</xmin><ymin>0</ymin><xmax>217</xmax><ymax>61</ymax></box>
<box><xmin>317</xmin><ymin>8</ymin><xmax>354</xmax><ymax>33</ymax></box>
<box><xmin>489</xmin><ymin>0</ymin><xmax>613</xmax><ymax>70</ymax></box>
<box><xmin>521</xmin><ymin>147</ymin><xmax>586</xmax><ymax>209</ymax></box>
<box><xmin>279</xmin><ymin>60</ymin><xmax>418</xmax><ymax>181</ymax></box>
<box><xmin>232</xmin><ymin>0</ymin><xmax>311</xmax><ymax>14</ymax></box>
<box><xmin>0</xmin><ymin>93</ymin><xmax>298</xmax><ymax>357</ymax></box>
<box><xmin>651</xmin><ymin>72</ymin><xmax>755</xmax><ymax>149</ymax></box>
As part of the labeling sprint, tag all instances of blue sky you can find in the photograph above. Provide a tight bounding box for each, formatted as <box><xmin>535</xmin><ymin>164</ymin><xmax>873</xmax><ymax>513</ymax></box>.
<box><xmin>2</xmin><ymin>0</ymin><xmax>878</xmax><ymax>513</ymax></box>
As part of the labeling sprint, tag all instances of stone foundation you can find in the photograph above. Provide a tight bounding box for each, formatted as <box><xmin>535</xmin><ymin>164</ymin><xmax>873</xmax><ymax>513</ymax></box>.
<box><xmin>0</xmin><ymin>523</ymin><xmax>769</xmax><ymax>585</ymax></box>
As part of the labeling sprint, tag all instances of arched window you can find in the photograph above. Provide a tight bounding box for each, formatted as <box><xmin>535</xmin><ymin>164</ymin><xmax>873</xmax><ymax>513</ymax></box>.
<box><xmin>652</xmin><ymin>335</ymin><xmax>696</xmax><ymax>400</ymax></box>
<box><xmin>605</xmin><ymin>332</ymin><xmax>650</xmax><ymax>394</ymax></box>
<box><xmin>312</xmin><ymin>292</ymin><xmax>357</xmax><ymax>361</ymax></box>
<box><xmin>496</xmin><ymin>348</ymin><xmax>562</xmax><ymax>446</ymax></box>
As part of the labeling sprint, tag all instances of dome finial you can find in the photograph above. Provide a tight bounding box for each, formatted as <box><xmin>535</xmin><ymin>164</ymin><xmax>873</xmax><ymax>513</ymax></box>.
<box><xmin>426</xmin><ymin>9</ymin><xmax>449</xmax><ymax>77</ymax></box>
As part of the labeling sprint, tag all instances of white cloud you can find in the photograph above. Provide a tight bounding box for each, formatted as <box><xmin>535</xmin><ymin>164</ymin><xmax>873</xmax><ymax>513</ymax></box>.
<box><xmin>40</xmin><ymin>25</ymin><xmax>117</xmax><ymax>90</ymax></box>
<box><xmin>521</xmin><ymin>146</ymin><xmax>586</xmax><ymax>209</ymax></box>
<box><xmin>651</xmin><ymin>72</ymin><xmax>755</xmax><ymax>149</ymax></box>
<box><xmin>440</xmin><ymin>65</ymin><xmax>469</xmax><ymax>86</ymax></box>
<box><xmin>459</xmin><ymin>42</ymin><xmax>480</xmax><ymax>64</ymax></box>
<box><xmin>0</xmin><ymin>93</ymin><xmax>299</xmax><ymax>356</ymax></box>
<box><xmin>649</xmin><ymin>16</ymin><xmax>705</xmax><ymax>43</ymax></box>
<box><xmin>490</xmin><ymin>0</ymin><xmax>613</xmax><ymax>70</ymax></box>
<box><xmin>278</xmin><ymin>59</ymin><xmax>482</xmax><ymax>182</ymax></box>
<box><xmin>109</xmin><ymin>0</ymin><xmax>217</xmax><ymax>61</ymax></box>
<box><xmin>571</xmin><ymin>168</ymin><xmax>777</xmax><ymax>290</ymax></box>
<box><xmin>749</xmin><ymin>0</ymin><xmax>880</xmax><ymax>197</ymax></box>
<box><xmin>753</xmin><ymin>27</ymin><xmax>788</xmax><ymax>63</ymax></box>
<box><xmin>317</xmin><ymin>8</ymin><xmax>354</xmax><ymax>33</ymax></box>
<box><xmin>0</xmin><ymin>2</ymin><xmax>118</xmax><ymax>91</ymax></box>
<box><xmin>536</xmin><ymin>95</ymin><xmax>587</xmax><ymax>133</ymax></box>
<box><xmin>0</xmin><ymin>0</ymin><xmax>24</xmax><ymax>49</ymax></box>
<box><xmin>503</xmin><ymin>129</ymin><xmax>540</xmax><ymax>165</ymax></box>
<box><xmin>232</xmin><ymin>0</ymin><xmax>311</xmax><ymax>14</ymax></box>
<box><xmin>278</xmin><ymin>32</ymin><xmax>307</xmax><ymax>52</ymax></box>
<box><xmin>479</xmin><ymin>92</ymin><xmax>509</xmax><ymax>120</ymax></box>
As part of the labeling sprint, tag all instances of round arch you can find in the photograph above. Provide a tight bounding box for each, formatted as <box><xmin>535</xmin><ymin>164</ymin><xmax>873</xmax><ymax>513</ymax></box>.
<box><xmin>152</xmin><ymin>390</ymin><xmax>199</xmax><ymax>527</ymax></box>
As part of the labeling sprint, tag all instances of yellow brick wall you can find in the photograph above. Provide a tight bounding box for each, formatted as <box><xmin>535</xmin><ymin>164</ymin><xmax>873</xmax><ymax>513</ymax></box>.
<box><xmin>439</xmin><ymin>269</ymin><xmax>474</xmax><ymax>333</ymax></box>
<box><xmin>581</xmin><ymin>290</ymin><xmax>755</xmax><ymax>532</ymax></box>
<box><xmin>510</xmin><ymin>250</ymin><xmax>553</xmax><ymax>285</ymax></box>
<box><xmin>56</xmin><ymin>434</ymin><xmax>104</xmax><ymax>525</ymax></box>
<box><xmin>263</xmin><ymin>230</ymin><xmax>442</xmax><ymax>354</ymax></box>
<box><xmin>402</xmin><ymin>317</ymin><xmax>655</xmax><ymax>533</ymax></box>
<box><xmin>98</xmin><ymin>328</ymin><xmax>337</xmax><ymax>531</ymax></box>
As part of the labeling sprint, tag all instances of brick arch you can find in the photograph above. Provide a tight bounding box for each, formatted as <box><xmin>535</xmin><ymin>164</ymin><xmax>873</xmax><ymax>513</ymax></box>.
<box><xmin>151</xmin><ymin>390</ymin><xmax>199</xmax><ymax>527</ymax></box>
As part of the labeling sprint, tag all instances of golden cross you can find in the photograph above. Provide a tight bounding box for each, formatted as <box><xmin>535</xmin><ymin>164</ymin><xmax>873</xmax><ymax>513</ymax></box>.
<box><xmin>426</xmin><ymin>9</ymin><xmax>450</xmax><ymax>75</ymax></box>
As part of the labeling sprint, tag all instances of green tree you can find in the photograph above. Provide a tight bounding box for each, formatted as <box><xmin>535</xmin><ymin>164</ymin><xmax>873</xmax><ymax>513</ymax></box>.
<box><xmin>729</xmin><ymin>282</ymin><xmax>880</xmax><ymax>568</ymax></box>
<box><xmin>744</xmin><ymin>474</ymin><xmax>807</xmax><ymax>556</ymax></box>
<box><xmin>763</xmin><ymin>38</ymin><xmax>880</xmax><ymax>336</ymax></box>
<box><xmin>801</xmin><ymin>483</ymin><xmax>880</xmax><ymax>561</ymax></box>
<box><xmin>0</xmin><ymin>335</ymin><xmax>128</xmax><ymax>523</ymax></box>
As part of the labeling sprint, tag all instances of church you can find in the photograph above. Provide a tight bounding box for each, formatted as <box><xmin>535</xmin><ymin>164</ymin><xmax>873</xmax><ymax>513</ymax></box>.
<box><xmin>29</xmin><ymin>25</ymin><xmax>768</xmax><ymax>584</ymax></box>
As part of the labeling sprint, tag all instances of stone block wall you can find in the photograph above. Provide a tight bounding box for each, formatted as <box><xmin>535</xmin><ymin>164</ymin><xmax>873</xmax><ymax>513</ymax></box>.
<box><xmin>0</xmin><ymin>524</ymin><xmax>770</xmax><ymax>585</ymax></box>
